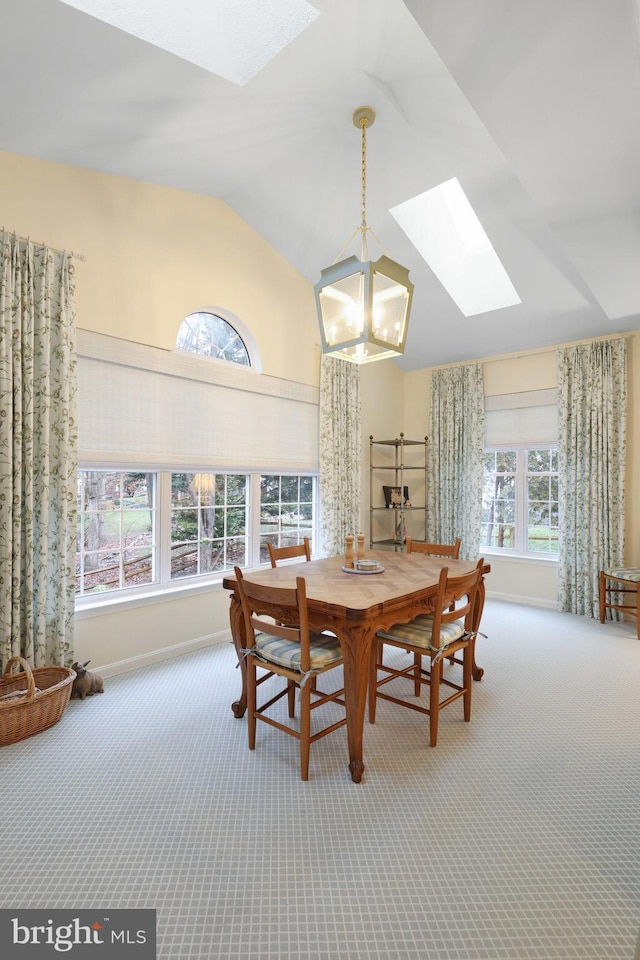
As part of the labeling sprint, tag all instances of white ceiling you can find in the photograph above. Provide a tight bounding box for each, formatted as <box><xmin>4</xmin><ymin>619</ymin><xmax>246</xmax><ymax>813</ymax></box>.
<box><xmin>2</xmin><ymin>0</ymin><xmax>639</xmax><ymax>371</ymax></box>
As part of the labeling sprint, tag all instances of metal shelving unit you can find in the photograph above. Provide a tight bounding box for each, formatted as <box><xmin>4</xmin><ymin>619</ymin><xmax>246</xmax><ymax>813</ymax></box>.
<box><xmin>369</xmin><ymin>433</ymin><xmax>428</xmax><ymax>550</ymax></box>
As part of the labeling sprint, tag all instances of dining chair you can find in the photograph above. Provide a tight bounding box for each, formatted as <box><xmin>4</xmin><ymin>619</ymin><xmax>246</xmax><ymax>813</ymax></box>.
<box><xmin>368</xmin><ymin>559</ymin><xmax>484</xmax><ymax>747</ymax></box>
<box><xmin>267</xmin><ymin>536</ymin><xmax>324</xmax><ymax>688</ymax></box>
<box><xmin>405</xmin><ymin>537</ymin><xmax>461</xmax><ymax>625</ymax></box>
<box><xmin>599</xmin><ymin>567</ymin><xmax>640</xmax><ymax>638</ymax></box>
<box><xmin>267</xmin><ymin>537</ymin><xmax>311</xmax><ymax>567</ymax></box>
<box><xmin>405</xmin><ymin>536</ymin><xmax>461</xmax><ymax>559</ymax></box>
<box><xmin>234</xmin><ymin>567</ymin><xmax>346</xmax><ymax>781</ymax></box>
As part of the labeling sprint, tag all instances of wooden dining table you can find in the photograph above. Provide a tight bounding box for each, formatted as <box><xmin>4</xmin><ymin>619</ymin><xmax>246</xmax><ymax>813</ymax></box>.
<box><xmin>223</xmin><ymin>550</ymin><xmax>489</xmax><ymax>783</ymax></box>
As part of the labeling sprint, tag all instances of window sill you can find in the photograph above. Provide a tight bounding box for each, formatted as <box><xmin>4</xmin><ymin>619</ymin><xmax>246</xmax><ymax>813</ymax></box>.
<box><xmin>74</xmin><ymin>576</ymin><xmax>227</xmax><ymax>620</ymax></box>
<box><xmin>73</xmin><ymin>557</ymin><xmax>289</xmax><ymax>620</ymax></box>
<box><xmin>481</xmin><ymin>550</ymin><xmax>558</xmax><ymax>566</ymax></box>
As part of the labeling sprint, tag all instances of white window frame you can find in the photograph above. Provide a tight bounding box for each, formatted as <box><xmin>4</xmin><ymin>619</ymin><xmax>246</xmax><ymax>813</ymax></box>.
<box><xmin>75</xmin><ymin>468</ymin><xmax>318</xmax><ymax>609</ymax></box>
<box><xmin>481</xmin><ymin>445</ymin><xmax>558</xmax><ymax>560</ymax></box>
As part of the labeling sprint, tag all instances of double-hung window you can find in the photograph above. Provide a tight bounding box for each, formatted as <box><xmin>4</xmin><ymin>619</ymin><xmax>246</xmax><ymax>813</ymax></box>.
<box><xmin>482</xmin><ymin>389</ymin><xmax>558</xmax><ymax>558</ymax></box>
<box><xmin>481</xmin><ymin>448</ymin><xmax>558</xmax><ymax>555</ymax></box>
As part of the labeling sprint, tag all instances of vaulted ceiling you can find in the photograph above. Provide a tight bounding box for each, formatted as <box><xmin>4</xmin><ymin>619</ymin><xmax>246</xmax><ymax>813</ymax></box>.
<box><xmin>2</xmin><ymin>0</ymin><xmax>639</xmax><ymax>370</ymax></box>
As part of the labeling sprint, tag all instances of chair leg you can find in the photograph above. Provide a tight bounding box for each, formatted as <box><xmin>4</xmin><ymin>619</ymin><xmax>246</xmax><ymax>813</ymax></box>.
<box><xmin>429</xmin><ymin>657</ymin><xmax>442</xmax><ymax>747</ymax></box>
<box><xmin>368</xmin><ymin>638</ymin><xmax>379</xmax><ymax>723</ymax></box>
<box><xmin>413</xmin><ymin>652</ymin><xmax>421</xmax><ymax>696</ymax></box>
<box><xmin>247</xmin><ymin>658</ymin><xmax>257</xmax><ymax>750</ymax></box>
<box><xmin>300</xmin><ymin>682</ymin><xmax>311</xmax><ymax>781</ymax></box>
<box><xmin>287</xmin><ymin>679</ymin><xmax>296</xmax><ymax>718</ymax></box>
<box><xmin>463</xmin><ymin>644</ymin><xmax>472</xmax><ymax>722</ymax></box>
<box><xmin>599</xmin><ymin>571</ymin><xmax>606</xmax><ymax>624</ymax></box>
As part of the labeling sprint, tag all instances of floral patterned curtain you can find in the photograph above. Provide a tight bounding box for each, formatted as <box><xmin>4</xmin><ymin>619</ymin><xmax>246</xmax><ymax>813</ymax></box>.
<box><xmin>0</xmin><ymin>232</ymin><xmax>77</xmax><ymax>668</ymax></box>
<box><xmin>318</xmin><ymin>356</ymin><xmax>361</xmax><ymax>557</ymax></box>
<box><xmin>557</xmin><ymin>338</ymin><xmax>626</xmax><ymax>618</ymax></box>
<box><xmin>427</xmin><ymin>363</ymin><xmax>485</xmax><ymax>561</ymax></box>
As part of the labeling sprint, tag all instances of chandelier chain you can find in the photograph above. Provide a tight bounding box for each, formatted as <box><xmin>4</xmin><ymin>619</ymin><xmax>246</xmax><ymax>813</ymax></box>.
<box><xmin>361</xmin><ymin>119</ymin><xmax>367</xmax><ymax>230</ymax></box>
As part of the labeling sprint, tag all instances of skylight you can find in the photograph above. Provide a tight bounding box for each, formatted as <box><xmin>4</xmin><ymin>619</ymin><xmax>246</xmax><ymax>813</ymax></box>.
<box><xmin>59</xmin><ymin>0</ymin><xmax>320</xmax><ymax>86</ymax></box>
<box><xmin>390</xmin><ymin>177</ymin><xmax>521</xmax><ymax>317</ymax></box>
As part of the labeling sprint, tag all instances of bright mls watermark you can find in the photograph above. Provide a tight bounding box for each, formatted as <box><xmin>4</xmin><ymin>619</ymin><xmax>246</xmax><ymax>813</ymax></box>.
<box><xmin>0</xmin><ymin>910</ymin><xmax>155</xmax><ymax>957</ymax></box>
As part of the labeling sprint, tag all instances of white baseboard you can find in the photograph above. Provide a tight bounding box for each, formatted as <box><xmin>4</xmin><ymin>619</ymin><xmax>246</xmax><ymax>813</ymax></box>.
<box><xmin>97</xmin><ymin>630</ymin><xmax>232</xmax><ymax>678</ymax></box>
<box><xmin>485</xmin><ymin>590</ymin><xmax>557</xmax><ymax>610</ymax></box>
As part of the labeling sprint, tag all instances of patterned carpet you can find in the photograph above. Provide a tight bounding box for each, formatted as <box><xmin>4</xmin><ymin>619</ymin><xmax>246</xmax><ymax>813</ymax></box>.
<box><xmin>1</xmin><ymin>600</ymin><xmax>639</xmax><ymax>959</ymax></box>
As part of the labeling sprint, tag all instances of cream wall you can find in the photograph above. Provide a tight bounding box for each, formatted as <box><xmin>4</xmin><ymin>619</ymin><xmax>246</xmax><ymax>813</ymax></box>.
<box><xmin>0</xmin><ymin>150</ymin><xmax>321</xmax><ymax>386</ymax></box>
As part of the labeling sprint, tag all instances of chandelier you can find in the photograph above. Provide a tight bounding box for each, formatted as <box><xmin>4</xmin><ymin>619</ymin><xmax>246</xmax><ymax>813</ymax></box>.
<box><xmin>314</xmin><ymin>106</ymin><xmax>413</xmax><ymax>364</ymax></box>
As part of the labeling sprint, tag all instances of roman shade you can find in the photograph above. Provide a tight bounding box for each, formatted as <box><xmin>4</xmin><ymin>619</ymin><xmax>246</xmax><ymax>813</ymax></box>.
<box><xmin>77</xmin><ymin>330</ymin><xmax>319</xmax><ymax>473</ymax></box>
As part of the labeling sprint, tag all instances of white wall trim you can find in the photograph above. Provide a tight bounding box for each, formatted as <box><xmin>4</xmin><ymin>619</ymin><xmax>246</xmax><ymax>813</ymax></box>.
<box><xmin>486</xmin><ymin>590</ymin><xmax>557</xmax><ymax>609</ymax></box>
<box><xmin>97</xmin><ymin>629</ymin><xmax>232</xmax><ymax>678</ymax></box>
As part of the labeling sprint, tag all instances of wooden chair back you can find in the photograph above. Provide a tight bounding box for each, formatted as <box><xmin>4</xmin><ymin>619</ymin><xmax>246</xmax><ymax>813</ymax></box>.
<box><xmin>267</xmin><ymin>537</ymin><xmax>311</xmax><ymax>567</ymax></box>
<box><xmin>406</xmin><ymin>536</ymin><xmax>461</xmax><ymax>559</ymax></box>
<box><xmin>431</xmin><ymin>559</ymin><xmax>484</xmax><ymax>643</ymax></box>
<box><xmin>235</xmin><ymin>568</ymin><xmax>312</xmax><ymax>673</ymax></box>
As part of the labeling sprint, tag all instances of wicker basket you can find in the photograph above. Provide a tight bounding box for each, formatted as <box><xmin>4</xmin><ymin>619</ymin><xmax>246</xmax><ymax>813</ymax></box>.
<box><xmin>0</xmin><ymin>656</ymin><xmax>76</xmax><ymax>746</ymax></box>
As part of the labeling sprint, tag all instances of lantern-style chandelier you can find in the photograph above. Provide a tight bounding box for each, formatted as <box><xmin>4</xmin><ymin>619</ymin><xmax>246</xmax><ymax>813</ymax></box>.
<box><xmin>315</xmin><ymin>106</ymin><xmax>414</xmax><ymax>364</ymax></box>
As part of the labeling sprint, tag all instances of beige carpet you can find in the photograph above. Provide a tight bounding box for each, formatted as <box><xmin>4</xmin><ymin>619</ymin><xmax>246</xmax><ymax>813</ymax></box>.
<box><xmin>1</xmin><ymin>600</ymin><xmax>639</xmax><ymax>959</ymax></box>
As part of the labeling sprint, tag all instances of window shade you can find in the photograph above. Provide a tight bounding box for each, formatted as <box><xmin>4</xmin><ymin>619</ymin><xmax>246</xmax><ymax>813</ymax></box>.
<box><xmin>77</xmin><ymin>330</ymin><xmax>319</xmax><ymax>472</ymax></box>
<box><xmin>485</xmin><ymin>388</ymin><xmax>557</xmax><ymax>446</ymax></box>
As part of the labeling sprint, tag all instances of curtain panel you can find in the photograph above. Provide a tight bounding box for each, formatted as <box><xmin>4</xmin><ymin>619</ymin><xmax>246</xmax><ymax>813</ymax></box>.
<box><xmin>318</xmin><ymin>356</ymin><xmax>361</xmax><ymax>557</ymax></box>
<box><xmin>557</xmin><ymin>338</ymin><xmax>626</xmax><ymax>618</ymax></box>
<box><xmin>0</xmin><ymin>232</ymin><xmax>77</xmax><ymax>668</ymax></box>
<box><xmin>427</xmin><ymin>364</ymin><xmax>485</xmax><ymax>560</ymax></box>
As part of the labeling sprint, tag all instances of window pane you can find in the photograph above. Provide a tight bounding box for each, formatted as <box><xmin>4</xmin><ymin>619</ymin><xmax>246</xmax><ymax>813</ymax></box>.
<box><xmin>226</xmin><ymin>507</ymin><xmax>246</xmax><ymax>536</ymax></box>
<box><xmin>227</xmin><ymin>474</ymin><xmax>247</xmax><ymax>503</ymax></box>
<box><xmin>200</xmin><ymin>540</ymin><xmax>224</xmax><ymax>573</ymax></box>
<box><xmin>227</xmin><ymin>537</ymin><xmax>248</xmax><ymax>568</ymax></box>
<box><xmin>496</xmin><ymin>451</ymin><xmax>516</xmax><ymax>472</ymax></box>
<box><xmin>261</xmin><ymin>475</ymin><xmax>280</xmax><ymax>504</ymax></box>
<box><xmin>172</xmin><ymin>508</ymin><xmax>198</xmax><ymax>543</ymax></box>
<box><xmin>281</xmin><ymin>476</ymin><xmax>298</xmax><ymax>501</ymax></box>
<box><xmin>215</xmin><ymin>475</ymin><xmax>227</xmax><ymax>506</ymax></box>
<box><xmin>528</xmin><ymin>476</ymin><xmax>550</xmax><ymax>500</ymax></box>
<box><xmin>528</xmin><ymin>502</ymin><xmax>549</xmax><ymax>524</ymax></box>
<box><xmin>196</xmin><ymin>473</ymin><xmax>216</xmax><ymax>506</ymax></box>
<box><xmin>76</xmin><ymin>471</ymin><xmax>157</xmax><ymax>597</ymax></box>
<box><xmin>171</xmin><ymin>543</ymin><xmax>198</xmax><ymax>579</ymax></box>
<box><xmin>259</xmin><ymin>474</ymin><xmax>315</xmax><ymax>555</ymax></box>
<box><xmin>176</xmin><ymin>312</ymin><xmax>250</xmax><ymax>366</ymax></box>
<box><xmin>170</xmin><ymin>472</ymin><xmax>248</xmax><ymax>580</ymax></box>
<box><xmin>480</xmin><ymin>523</ymin><xmax>514</xmax><ymax>548</ymax></box>
<box><xmin>172</xmin><ymin>473</ymin><xmax>196</xmax><ymax>506</ymax></box>
<box><xmin>494</xmin><ymin>501</ymin><xmax>515</xmax><ymax>523</ymax></box>
<box><xmin>484</xmin><ymin>451</ymin><xmax>496</xmax><ymax>472</ymax></box>
<box><xmin>527</xmin><ymin>449</ymin><xmax>551</xmax><ymax>471</ymax></box>
<box><xmin>300</xmin><ymin>476</ymin><xmax>313</xmax><ymax>501</ymax></box>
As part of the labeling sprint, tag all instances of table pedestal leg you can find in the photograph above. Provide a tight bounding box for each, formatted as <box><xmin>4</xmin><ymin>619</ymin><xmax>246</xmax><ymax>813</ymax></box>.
<box><xmin>339</xmin><ymin>623</ymin><xmax>375</xmax><ymax>784</ymax></box>
<box><xmin>229</xmin><ymin>593</ymin><xmax>247</xmax><ymax>718</ymax></box>
<box><xmin>471</xmin><ymin>576</ymin><xmax>487</xmax><ymax>681</ymax></box>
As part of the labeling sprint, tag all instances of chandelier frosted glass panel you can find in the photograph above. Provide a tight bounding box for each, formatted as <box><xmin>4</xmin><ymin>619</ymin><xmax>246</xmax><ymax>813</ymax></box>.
<box><xmin>315</xmin><ymin>106</ymin><xmax>413</xmax><ymax>364</ymax></box>
<box><xmin>315</xmin><ymin>254</ymin><xmax>412</xmax><ymax>363</ymax></box>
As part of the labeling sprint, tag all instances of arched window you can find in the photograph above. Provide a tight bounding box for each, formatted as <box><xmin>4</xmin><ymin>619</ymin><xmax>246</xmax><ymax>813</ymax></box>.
<box><xmin>176</xmin><ymin>311</ymin><xmax>251</xmax><ymax>367</ymax></box>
